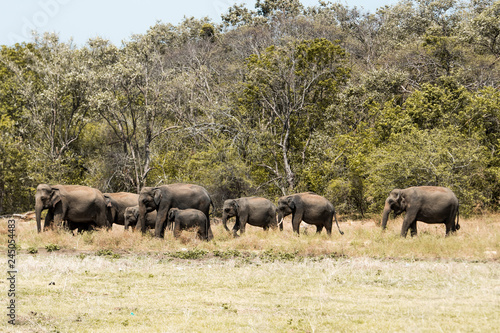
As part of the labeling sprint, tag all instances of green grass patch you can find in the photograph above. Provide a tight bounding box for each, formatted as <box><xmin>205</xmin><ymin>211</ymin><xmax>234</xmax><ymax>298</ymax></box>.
<box><xmin>44</xmin><ymin>243</ymin><xmax>60</xmax><ymax>252</ymax></box>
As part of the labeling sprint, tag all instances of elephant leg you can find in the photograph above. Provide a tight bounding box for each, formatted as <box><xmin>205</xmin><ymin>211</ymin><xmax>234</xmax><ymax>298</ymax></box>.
<box><xmin>316</xmin><ymin>225</ymin><xmax>324</xmax><ymax>234</ymax></box>
<box><xmin>400</xmin><ymin>211</ymin><xmax>417</xmax><ymax>238</ymax></box>
<box><xmin>98</xmin><ymin>209</ymin><xmax>111</xmax><ymax>230</ymax></box>
<box><xmin>239</xmin><ymin>221</ymin><xmax>246</xmax><ymax>235</ymax></box>
<box><xmin>445</xmin><ymin>223</ymin><xmax>452</xmax><ymax>236</ymax></box>
<box><xmin>445</xmin><ymin>217</ymin><xmax>456</xmax><ymax>236</ymax></box>
<box><xmin>44</xmin><ymin>210</ymin><xmax>54</xmax><ymax>231</ymax></box>
<box><xmin>291</xmin><ymin>214</ymin><xmax>303</xmax><ymax>234</ymax></box>
<box><xmin>445</xmin><ymin>210</ymin><xmax>457</xmax><ymax>236</ymax></box>
<box><xmin>173</xmin><ymin>222</ymin><xmax>182</xmax><ymax>238</ymax></box>
<box><xmin>324</xmin><ymin>217</ymin><xmax>332</xmax><ymax>235</ymax></box>
<box><xmin>232</xmin><ymin>217</ymin><xmax>241</xmax><ymax>237</ymax></box>
<box><xmin>53</xmin><ymin>212</ymin><xmax>64</xmax><ymax>229</ymax></box>
<box><xmin>155</xmin><ymin>208</ymin><xmax>168</xmax><ymax>238</ymax></box>
<box><xmin>160</xmin><ymin>220</ymin><xmax>167</xmax><ymax>238</ymax></box>
<box><xmin>409</xmin><ymin>221</ymin><xmax>417</xmax><ymax>237</ymax></box>
<box><xmin>232</xmin><ymin>223</ymin><xmax>240</xmax><ymax>236</ymax></box>
<box><xmin>198</xmin><ymin>221</ymin><xmax>208</xmax><ymax>241</ymax></box>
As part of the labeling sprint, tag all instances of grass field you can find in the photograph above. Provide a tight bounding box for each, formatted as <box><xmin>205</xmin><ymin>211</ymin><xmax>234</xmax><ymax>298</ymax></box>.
<box><xmin>1</xmin><ymin>215</ymin><xmax>499</xmax><ymax>332</ymax></box>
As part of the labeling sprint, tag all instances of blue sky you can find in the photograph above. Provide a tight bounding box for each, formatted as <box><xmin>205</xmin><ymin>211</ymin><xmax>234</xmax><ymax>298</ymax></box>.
<box><xmin>1</xmin><ymin>0</ymin><xmax>399</xmax><ymax>47</ymax></box>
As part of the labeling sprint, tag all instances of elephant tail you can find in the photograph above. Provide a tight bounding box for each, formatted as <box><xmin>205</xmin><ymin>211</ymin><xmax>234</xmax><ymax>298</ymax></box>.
<box><xmin>333</xmin><ymin>210</ymin><xmax>344</xmax><ymax>236</ymax></box>
<box><xmin>455</xmin><ymin>206</ymin><xmax>460</xmax><ymax>231</ymax></box>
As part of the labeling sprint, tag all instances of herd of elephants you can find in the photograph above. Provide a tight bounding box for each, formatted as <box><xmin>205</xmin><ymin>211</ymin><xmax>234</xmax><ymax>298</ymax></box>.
<box><xmin>34</xmin><ymin>183</ymin><xmax>461</xmax><ymax>240</ymax></box>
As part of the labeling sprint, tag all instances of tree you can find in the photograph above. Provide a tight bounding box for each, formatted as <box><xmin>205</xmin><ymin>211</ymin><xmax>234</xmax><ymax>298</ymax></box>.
<box><xmin>237</xmin><ymin>38</ymin><xmax>350</xmax><ymax>194</ymax></box>
<box><xmin>2</xmin><ymin>34</ymin><xmax>95</xmax><ymax>184</ymax></box>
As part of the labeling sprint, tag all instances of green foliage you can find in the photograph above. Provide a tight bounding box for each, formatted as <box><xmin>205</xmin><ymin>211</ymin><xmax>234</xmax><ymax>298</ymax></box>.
<box><xmin>27</xmin><ymin>246</ymin><xmax>38</xmax><ymax>254</ymax></box>
<box><xmin>166</xmin><ymin>249</ymin><xmax>208</xmax><ymax>260</ymax></box>
<box><xmin>1</xmin><ymin>0</ymin><xmax>500</xmax><ymax>216</ymax></box>
<box><xmin>366</xmin><ymin>127</ymin><xmax>489</xmax><ymax>213</ymax></box>
<box><xmin>239</xmin><ymin>38</ymin><xmax>350</xmax><ymax>193</ymax></box>
<box><xmin>260</xmin><ymin>248</ymin><xmax>298</xmax><ymax>262</ymax></box>
<box><xmin>213</xmin><ymin>249</ymin><xmax>242</xmax><ymax>259</ymax></box>
<box><xmin>96</xmin><ymin>249</ymin><xmax>121</xmax><ymax>259</ymax></box>
<box><xmin>45</xmin><ymin>244</ymin><xmax>61</xmax><ymax>252</ymax></box>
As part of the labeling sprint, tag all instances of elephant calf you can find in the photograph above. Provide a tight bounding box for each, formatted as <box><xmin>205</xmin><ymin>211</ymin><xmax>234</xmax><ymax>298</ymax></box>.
<box><xmin>168</xmin><ymin>208</ymin><xmax>213</xmax><ymax>241</ymax></box>
<box><xmin>124</xmin><ymin>206</ymin><xmax>156</xmax><ymax>231</ymax></box>
<box><xmin>381</xmin><ymin>186</ymin><xmax>460</xmax><ymax>237</ymax></box>
<box><xmin>222</xmin><ymin>197</ymin><xmax>277</xmax><ymax>237</ymax></box>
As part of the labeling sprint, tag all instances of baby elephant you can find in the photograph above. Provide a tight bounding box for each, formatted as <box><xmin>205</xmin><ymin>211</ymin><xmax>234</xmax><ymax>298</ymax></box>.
<box><xmin>124</xmin><ymin>206</ymin><xmax>156</xmax><ymax>231</ymax></box>
<box><xmin>168</xmin><ymin>208</ymin><xmax>213</xmax><ymax>241</ymax></box>
<box><xmin>222</xmin><ymin>197</ymin><xmax>277</xmax><ymax>237</ymax></box>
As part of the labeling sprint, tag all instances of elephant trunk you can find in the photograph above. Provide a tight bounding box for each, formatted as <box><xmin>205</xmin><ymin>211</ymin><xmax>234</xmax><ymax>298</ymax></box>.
<box><xmin>222</xmin><ymin>213</ymin><xmax>230</xmax><ymax>233</ymax></box>
<box><xmin>35</xmin><ymin>202</ymin><xmax>43</xmax><ymax>233</ymax></box>
<box><xmin>138</xmin><ymin>204</ymin><xmax>147</xmax><ymax>234</ymax></box>
<box><xmin>124</xmin><ymin>219</ymin><xmax>130</xmax><ymax>231</ymax></box>
<box><xmin>381</xmin><ymin>201</ymin><xmax>391</xmax><ymax>230</ymax></box>
<box><xmin>277</xmin><ymin>211</ymin><xmax>284</xmax><ymax>231</ymax></box>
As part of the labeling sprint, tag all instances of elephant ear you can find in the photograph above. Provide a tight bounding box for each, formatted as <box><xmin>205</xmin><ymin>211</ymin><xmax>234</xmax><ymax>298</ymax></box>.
<box><xmin>400</xmin><ymin>193</ymin><xmax>407</xmax><ymax>210</ymax></box>
<box><xmin>50</xmin><ymin>188</ymin><xmax>62</xmax><ymax>208</ymax></box>
<box><xmin>168</xmin><ymin>209</ymin><xmax>176</xmax><ymax>221</ymax></box>
<box><xmin>104</xmin><ymin>195</ymin><xmax>113</xmax><ymax>208</ymax></box>
<box><xmin>153</xmin><ymin>188</ymin><xmax>162</xmax><ymax>206</ymax></box>
<box><xmin>287</xmin><ymin>196</ymin><xmax>296</xmax><ymax>210</ymax></box>
<box><xmin>232</xmin><ymin>200</ymin><xmax>239</xmax><ymax>212</ymax></box>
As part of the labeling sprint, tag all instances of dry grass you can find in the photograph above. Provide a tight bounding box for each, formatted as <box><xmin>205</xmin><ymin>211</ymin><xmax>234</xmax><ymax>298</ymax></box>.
<box><xmin>4</xmin><ymin>214</ymin><xmax>499</xmax><ymax>261</ymax></box>
<box><xmin>1</xmin><ymin>214</ymin><xmax>499</xmax><ymax>332</ymax></box>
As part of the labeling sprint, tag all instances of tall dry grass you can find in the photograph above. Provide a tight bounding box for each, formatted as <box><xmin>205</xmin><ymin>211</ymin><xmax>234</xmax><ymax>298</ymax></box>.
<box><xmin>2</xmin><ymin>214</ymin><xmax>498</xmax><ymax>261</ymax></box>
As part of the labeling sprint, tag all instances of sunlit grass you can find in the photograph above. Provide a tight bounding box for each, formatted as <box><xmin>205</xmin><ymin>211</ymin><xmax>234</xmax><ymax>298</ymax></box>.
<box><xmin>1</xmin><ymin>215</ymin><xmax>498</xmax><ymax>331</ymax></box>
<box><xmin>2</xmin><ymin>253</ymin><xmax>498</xmax><ymax>332</ymax></box>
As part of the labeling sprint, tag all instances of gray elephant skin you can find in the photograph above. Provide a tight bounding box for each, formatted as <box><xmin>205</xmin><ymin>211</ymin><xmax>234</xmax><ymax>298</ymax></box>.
<box><xmin>35</xmin><ymin>184</ymin><xmax>109</xmax><ymax>233</ymax></box>
<box><xmin>381</xmin><ymin>186</ymin><xmax>460</xmax><ymax>237</ymax></box>
<box><xmin>168</xmin><ymin>208</ymin><xmax>213</xmax><ymax>241</ymax></box>
<box><xmin>277</xmin><ymin>192</ymin><xmax>344</xmax><ymax>235</ymax></box>
<box><xmin>103</xmin><ymin>192</ymin><xmax>139</xmax><ymax>227</ymax></box>
<box><xmin>222</xmin><ymin>197</ymin><xmax>277</xmax><ymax>236</ymax></box>
<box><xmin>124</xmin><ymin>206</ymin><xmax>156</xmax><ymax>231</ymax></box>
<box><xmin>137</xmin><ymin>183</ymin><xmax>213</xmax><ymax>238</ymax></box>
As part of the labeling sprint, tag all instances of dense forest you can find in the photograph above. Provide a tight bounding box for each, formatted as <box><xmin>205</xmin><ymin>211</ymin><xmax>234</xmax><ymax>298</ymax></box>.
<box><xmin>1</xmin><ymin>0</ymin><xmax>499</xmax><ymax>216</ymax></box>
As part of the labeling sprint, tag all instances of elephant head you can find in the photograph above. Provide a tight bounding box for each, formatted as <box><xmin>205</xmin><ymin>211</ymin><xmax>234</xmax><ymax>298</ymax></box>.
<box><xmin>103</xmin><ymin>195</ymin><xmax>117</xmax><ymax>225</ymax></box>
<box><xmin>137</xmin><ymin>187</ymin><xmax>162</xmax><ymax>232</ymax></box>
<box><xmin>221</xmin><ymin>199</ymin><xmax>238</xmax><ymax>233</ymax></box>
<box><xmin>276</xmin><ymin>196</ymin><xmax>294</xmax><ymax>231</ymax></box>
<box><xmin>168</xmin><ymin>208</ymin><xmax>179</xmax><ymax>223</ymax></box>
<box><xmin>381</xmin><ymin>189</ymin><xmax>407</xmax><ymax>230</ymax></box>
<box><xmin>124</xmin><ymin>206</ymin><xmax>139</xmax><ymax>230</ymax></box>
<box><xmin>35</xmin><ymin>184</ymin><xmax>62</xmax><ymax>233</ymax></box>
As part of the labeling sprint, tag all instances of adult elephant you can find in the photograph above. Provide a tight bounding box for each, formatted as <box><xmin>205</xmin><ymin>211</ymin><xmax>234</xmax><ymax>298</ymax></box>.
<box><xmin>277</xmin><ymin>192</ymin><xmax>344</xmax><ymax>235</ymax></box>
<box><xmin>34</xmin><ymin>184</ymin><xmax>109</xmax><ymax>233</ymax></box>
<box><xmin>222</xmin><ymin>197</ymin><xmax>277</xmax><ymax>237</ymax></box>
<box><xmin>123</xmin><ymin>206</ymin><xmax>157</xmax><ymax>231</ymax></box>
<box><xmin>103</xmin><ymin>192</ymin><xmax>139</xmax><ymax>227</ymax></box>
<box><xmin>381</xmin><ymin>186</ymin><xmax>460</xmax><ymax>237</ymax></box>
<box><xmin>168</xmin><ymin>208</ymin><xmax>213</xmax><ymax>241</ymax></box>
<box><xmin>137</xmin><ymin>183</ymin><xmax>213</xmax><ymax>238</ymax></box>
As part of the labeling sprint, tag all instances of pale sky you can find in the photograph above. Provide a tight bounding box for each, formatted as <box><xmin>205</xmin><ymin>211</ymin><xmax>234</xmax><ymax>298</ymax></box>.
<box><xmin>0</xmin><ymin>0</ymin><xmax>399</xmax><ymax>47</ymax></box>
